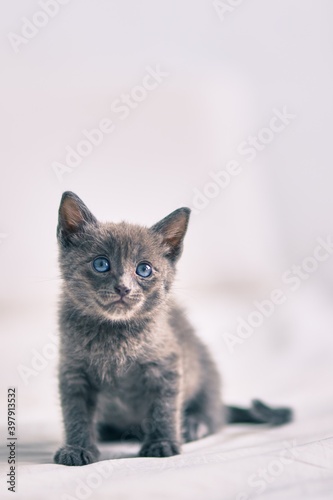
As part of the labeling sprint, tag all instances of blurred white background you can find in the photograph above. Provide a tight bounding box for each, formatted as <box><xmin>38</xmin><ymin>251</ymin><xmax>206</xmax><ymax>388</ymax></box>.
<box><xmin>0</xmin><ymin>2</ymin><xmax>333</xmax><ymax>487</ymax></box>
<box><xmin>1</xmin><ymin>0</ymin><xmax>333</xmax><ymax>300</ymax></box>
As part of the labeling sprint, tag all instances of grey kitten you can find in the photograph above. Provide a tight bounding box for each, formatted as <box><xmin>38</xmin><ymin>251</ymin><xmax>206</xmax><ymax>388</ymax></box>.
<box><xmin>54</xmin><ymin>192</ymin><xmax>292</xmax><ymax>466</ymax></box>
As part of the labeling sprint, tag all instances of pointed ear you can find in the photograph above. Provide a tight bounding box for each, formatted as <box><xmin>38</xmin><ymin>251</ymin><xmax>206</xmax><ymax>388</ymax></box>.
<box><xmin>57</xmin><ymin>191</ymin><xmax>97</xmax><ymax>245</ymax></box>
<box><xmin>151</xmin><ymin>207</ymin><xmax>191</xmax><ymax>261</ymax></box>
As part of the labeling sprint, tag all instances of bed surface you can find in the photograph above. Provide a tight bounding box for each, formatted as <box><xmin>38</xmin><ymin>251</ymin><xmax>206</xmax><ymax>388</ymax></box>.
<box><xmin>1</xmin><ymin>287</ymin><xmax>332</xmax><ymax>500</ymax></box>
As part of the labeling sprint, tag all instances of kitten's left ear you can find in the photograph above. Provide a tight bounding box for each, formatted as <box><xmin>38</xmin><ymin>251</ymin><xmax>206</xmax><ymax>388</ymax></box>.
<box><xmin>57</xmin><ymin>191</ymin><xmax>97</xmax><ymax>246</ymax></box>
<box><xmin>151</xmin><ymin>207</ymin><xmax>191</xmax><ymax>261</ymax></box>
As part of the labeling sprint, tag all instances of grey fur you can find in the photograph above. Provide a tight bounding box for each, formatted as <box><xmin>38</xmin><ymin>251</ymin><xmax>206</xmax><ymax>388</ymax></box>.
<box><xmin>54</xmin><ymin>192</ymin><xmax>292</xmax><ymax>466</ymax></box>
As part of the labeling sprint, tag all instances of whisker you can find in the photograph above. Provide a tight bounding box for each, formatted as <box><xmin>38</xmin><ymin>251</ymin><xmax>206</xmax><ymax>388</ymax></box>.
<box><xmin>33</xmin><ymin>276</ymin><xmax>63</xmax><ymax>283</ymax></box>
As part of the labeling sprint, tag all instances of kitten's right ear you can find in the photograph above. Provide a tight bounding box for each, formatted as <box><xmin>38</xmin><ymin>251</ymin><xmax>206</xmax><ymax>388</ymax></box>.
<box><xmin>57</xmin><ymin>191</ymin><xmax>97</xmax><ymax>245</ymax></box>
<box><xmin>151</xmin><ymin>207</ymin><xmax>191</xmax><ymax>261</ymax></box>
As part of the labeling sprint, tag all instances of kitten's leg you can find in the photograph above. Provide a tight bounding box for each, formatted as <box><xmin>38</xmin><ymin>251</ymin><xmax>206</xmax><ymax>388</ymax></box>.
<box><xmin>182</xmin><ymin>412</ymin><xmax>200</xmax><ymax>443</ymax></box>
<box><xmin>139</xmin><ymin>360</ymin><xmax>182</xmax><ymax>458</ymax></box>
<box><xmin>183</xmin><ymin>390</ymin><xmax>224</xmax><ymax>443</ymax></box>
<box><xmin>54</xmin><ymin>371</ymin><xmax>99</xmax><ymax>466</ymax></box>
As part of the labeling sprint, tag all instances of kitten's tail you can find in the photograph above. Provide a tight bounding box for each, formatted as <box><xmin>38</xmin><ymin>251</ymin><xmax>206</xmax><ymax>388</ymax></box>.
<box><xmin>226</xmin><ymin>399</ymin><xmax>293</xmax><ymax>426</ymax></box>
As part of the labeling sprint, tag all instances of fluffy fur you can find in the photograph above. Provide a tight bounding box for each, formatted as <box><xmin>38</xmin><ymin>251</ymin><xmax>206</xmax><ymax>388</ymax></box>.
<box><xmin>54</xmin><ymin>192</ymin><xmax>292</xmax><ymax>466</ymax></box>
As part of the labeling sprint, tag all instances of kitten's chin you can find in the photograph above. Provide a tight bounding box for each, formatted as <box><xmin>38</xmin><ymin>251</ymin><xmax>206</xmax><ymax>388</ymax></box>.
<box><xmin>101</xmin><ymin>308</ymin><xmax>138</xmax><ymax>322</ymax></box>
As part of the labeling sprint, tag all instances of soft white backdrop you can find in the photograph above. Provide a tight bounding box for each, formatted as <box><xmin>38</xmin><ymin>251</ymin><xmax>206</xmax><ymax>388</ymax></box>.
<box><xmin>1</xmin><ymin>0</ymin><xmax>333</xmax><ymax>301</ymax></box>
<box><xmin>0</xmin><ymin>2</ymin><xmax>333</xmax><ymax>499</ymax></box>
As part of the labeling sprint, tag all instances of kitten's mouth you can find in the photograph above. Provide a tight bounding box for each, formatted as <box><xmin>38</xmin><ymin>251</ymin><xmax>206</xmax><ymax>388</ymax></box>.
<box><xmin>112</xmin><ymin>298</ymin><xmax>128</xmax><ymax>306</ymax></box>
<box><xmin>95</xmin><ymin>296</ymin><xmax>130</xmax><ymax>310</ymax></box>
<box><xmin>96</xmin><ymin>294</ymin><xmax>142</xmax><ymax>317</ymax></box>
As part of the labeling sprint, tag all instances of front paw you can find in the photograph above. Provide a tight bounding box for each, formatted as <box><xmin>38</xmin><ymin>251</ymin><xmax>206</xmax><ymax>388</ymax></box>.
<box><xmin>54</xmin><ymin>444</ymin><xmax>99</xmax><ymax>466</ymax></box>
<box><xmin>139</xmin><ymin>440</ymin><xmax>180</xmax><ymax>457</ymax></box>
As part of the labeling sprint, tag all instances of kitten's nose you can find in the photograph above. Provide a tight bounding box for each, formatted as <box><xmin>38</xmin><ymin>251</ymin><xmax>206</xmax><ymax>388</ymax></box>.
<box><xmin>114</xmin><ymin>285</ymin><xmax>131</xmax><ymax>297</ymax></box>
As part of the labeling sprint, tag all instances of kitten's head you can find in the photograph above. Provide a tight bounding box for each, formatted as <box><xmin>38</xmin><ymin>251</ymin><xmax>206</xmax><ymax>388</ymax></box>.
<box><xmin>57</xmin><ymin>192</ymin><xmax>190</xmax><ymax>322</ymax></box>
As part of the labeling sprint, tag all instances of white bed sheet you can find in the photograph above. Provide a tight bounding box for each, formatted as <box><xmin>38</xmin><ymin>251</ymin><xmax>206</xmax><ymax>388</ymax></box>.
<box><xmin>1</xmin><ymin>287</ymin><xmax>333</xmax><ymax>500</ymax></box>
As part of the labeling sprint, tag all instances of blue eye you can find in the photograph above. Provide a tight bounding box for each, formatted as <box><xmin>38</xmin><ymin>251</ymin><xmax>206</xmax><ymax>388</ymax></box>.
<box><xmin>93</xmin><ymin>257</ymin><xmax>110</xmax><ymax>273</ymax></box>
<box><xmin>136</xmin><ymin>262</ymin><xmax>152</xmax><ymax>278</ymax></box>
